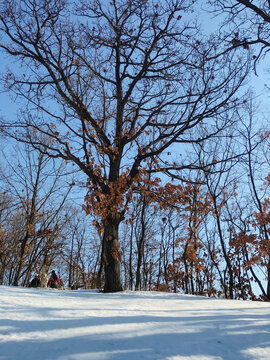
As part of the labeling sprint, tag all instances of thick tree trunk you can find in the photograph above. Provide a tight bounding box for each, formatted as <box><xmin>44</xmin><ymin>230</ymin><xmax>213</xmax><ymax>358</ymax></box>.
<box><xmin>103</xmin><ymin>220</ymin><xmax>123</xmax><ymax>293</ymax></box>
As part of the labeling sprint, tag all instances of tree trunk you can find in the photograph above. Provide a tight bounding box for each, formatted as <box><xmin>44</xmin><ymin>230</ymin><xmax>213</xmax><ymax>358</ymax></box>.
<box><xmin>213</xmin><ymin>198</ymin><xmax>234</xmax><ymax>299</ymax></box>
<box><xmin>13</xmin><ymin>233</ymin><xmax>29</xmax><ymax>286</ymax></box>
<box><xmin>135</xmin><ymin>196</ymin><xmax>147</xmax><ymax>291</ymax></box>
<box><xmin>129</xmin><ymin>224</ymin><xmax>134</xmax><ymax>290</ymax></box>
<box><xmin>97</xmin><ymin>241</ymin><xmax>105</xmax><ymax>290</ymax></box>
<box><xmin>267</xmin><ymin>258</ymin><xmax>270</xmax><ymax>300</ymax></box>
<box><xmin>103</xmin><ymin>219</ymin><xmax>123</xmax><ymax>293</ymax></box>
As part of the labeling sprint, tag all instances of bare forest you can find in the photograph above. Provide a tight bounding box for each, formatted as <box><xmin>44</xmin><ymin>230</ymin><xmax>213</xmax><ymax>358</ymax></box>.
<box><xmin>0</xmin><ymin>0</ymin><xmax>270</xmax><ymax>299</ymax></box>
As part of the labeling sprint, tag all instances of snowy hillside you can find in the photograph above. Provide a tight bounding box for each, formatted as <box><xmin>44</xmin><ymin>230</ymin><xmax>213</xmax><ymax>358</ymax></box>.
<box><xmin>1</xmin><ymin>286</ymin><xmax>270</xmax><ymax>360</ymax></box>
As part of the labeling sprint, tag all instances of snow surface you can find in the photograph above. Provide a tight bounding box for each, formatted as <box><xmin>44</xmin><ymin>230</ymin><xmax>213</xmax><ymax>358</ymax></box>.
<box><xmin>1</xmin><ymin>286</ymin><xmax>270</xmax><ymax>360</ymax></box>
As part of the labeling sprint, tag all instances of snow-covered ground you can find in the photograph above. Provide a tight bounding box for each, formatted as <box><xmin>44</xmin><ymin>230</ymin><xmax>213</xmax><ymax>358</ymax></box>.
<box><xmin>1</xmin><ymin>286</ymin><xmax>270</xmax><ymax>360</ymax></box>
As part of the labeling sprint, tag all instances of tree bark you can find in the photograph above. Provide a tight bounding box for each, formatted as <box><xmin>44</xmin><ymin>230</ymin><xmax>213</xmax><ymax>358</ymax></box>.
<box><xmin>103</xmin><ymin>220</ymin><xmax>123</xmax><ymax>293</ymax></box>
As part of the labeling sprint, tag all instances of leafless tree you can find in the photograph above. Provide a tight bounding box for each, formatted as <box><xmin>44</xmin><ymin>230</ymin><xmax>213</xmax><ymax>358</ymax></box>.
<box><xmin>209</xmin><ymin>0</ymin><xmax>270</xmax><ymax>66</ymax></box>
<box><xmin>0</xmin><ymin>143</ymin><xmax>73</xmax><ymax>285</ymax></box>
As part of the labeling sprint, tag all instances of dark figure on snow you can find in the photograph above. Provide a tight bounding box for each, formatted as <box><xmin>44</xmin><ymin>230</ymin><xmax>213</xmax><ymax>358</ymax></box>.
<box><xmin>30</xmin><ymin>274</ymin><xmax>41</xmax><ymax>288</ymax></box>
<box><xmin>58</xmin><ymin>278</ymin><xmax>65</xmax><ymax>290</ymax></box>
<box><xmin>47</xmin><ymin>270</ymin><xmax>60</xmax><ymax>289</ymax></box>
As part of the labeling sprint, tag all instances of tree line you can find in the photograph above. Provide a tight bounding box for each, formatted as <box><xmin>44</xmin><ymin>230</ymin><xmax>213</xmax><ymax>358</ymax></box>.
<box><xmin>1</xmin><ymin>118</ymin><xmax>270</xmax><ymax>300</ymax></box>
<box><xmin>0</xmin><ymin>0</ymin><xmax>270</xmax><ymax>298</ymax></box>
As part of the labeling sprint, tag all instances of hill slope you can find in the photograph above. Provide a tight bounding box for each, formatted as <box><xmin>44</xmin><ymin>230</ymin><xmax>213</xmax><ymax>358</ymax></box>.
<box><xmin>1</xmin><ymin>285</ymin><xmax>270</xmax><ymax>359</ymax></box>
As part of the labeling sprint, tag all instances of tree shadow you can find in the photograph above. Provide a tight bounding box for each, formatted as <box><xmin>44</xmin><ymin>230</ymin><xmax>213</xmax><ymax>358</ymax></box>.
<box><xmin>1</xmin><ymin>286</ymin><xmax>270</xmax><ymax>360</ymax></box>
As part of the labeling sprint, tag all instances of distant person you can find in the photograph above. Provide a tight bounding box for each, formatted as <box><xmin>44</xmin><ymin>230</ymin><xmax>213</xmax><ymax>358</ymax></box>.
<box><xmin>30</xmin><ymin>274</ymin><xmax>41</xmax><ymax>288</ymax></box>
<box><xmin>47</xmin><ymin>270</ymin><xmax>60</xmax><ymax>289</ymax></box>
<box><xmin>59</xmin><ymin>278</ymin><xmax>65</xmax><ymax>290</ymax></box>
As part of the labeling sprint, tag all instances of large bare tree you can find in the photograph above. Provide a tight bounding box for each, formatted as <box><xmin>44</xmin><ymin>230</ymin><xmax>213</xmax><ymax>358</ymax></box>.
<box><xmin>0</xmin><ymin>0</ymin><xmax>249</xmax><ymax>292</ymax></box>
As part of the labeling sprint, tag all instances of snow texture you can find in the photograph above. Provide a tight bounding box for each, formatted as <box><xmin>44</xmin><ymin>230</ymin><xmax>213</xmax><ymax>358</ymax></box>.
<box><xmin>1</xmin><ymin>285</ymin><xmax>270</xmax><ymax>359</ymax></box>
